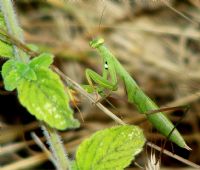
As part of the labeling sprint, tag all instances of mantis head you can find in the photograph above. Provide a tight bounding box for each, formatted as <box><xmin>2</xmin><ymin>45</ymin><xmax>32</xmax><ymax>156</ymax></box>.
<box><xmin>89</xmin><ymin>38</ymin><xmax>104</xmax><ymax>48</ymax></box>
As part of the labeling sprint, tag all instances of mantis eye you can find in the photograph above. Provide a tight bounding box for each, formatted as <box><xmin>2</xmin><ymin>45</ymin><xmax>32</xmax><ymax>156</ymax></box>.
<box><xmin>104</xmin><ymin>61</ymin><xmax>108</xmax><ymax>70</ymax></box>
<box><xmin>90</xmin><ymin>38</ymin><xmax>104</xmax><ymax>48</ymax></box>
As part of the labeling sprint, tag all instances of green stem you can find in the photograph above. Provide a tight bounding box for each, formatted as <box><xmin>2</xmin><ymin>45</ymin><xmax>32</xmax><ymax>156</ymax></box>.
<box><xmin>0</xmin><ymin>0</ymin><xmax>28</xmax><ymax>63</ymax></box>
<box><xmin>0</xmin><ymin>1</ymin><xmax>70</xmax><ymax>169</ymax></box>
<box><xmin>42</xmin><ymin>124</ymin><xmax>70</xmax><ymax>170</ymax></box>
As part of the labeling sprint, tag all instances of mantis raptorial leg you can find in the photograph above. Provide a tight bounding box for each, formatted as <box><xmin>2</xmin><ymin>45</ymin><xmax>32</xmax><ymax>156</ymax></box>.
<box><xmin>84</xmin><ymin>53</ymin><xmax>117</xmax><ymax>101</ymax></box>
<box><xmin>84</xmin><ymin>37</ymin><xmax>191</xmax><ymax>150</ymax></box>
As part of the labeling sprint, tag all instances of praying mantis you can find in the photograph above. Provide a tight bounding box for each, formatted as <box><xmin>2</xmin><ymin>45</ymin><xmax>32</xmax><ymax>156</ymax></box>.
<box><xmin>85</xmin><ymin>37</ymin><xmax>190</xmax><ymax>150</ymax></box>
<box><xmin>0</xmin><ymin>19</ymin><xmax>190</xmax><ymax>150</ymax></box>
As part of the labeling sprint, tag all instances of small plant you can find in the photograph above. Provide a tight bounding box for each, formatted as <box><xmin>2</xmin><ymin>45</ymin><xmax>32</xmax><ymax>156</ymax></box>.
<box><xmin>0</xmin><ymin>7</ymin><xmax>79</xmax><ymax>130</ymax></box>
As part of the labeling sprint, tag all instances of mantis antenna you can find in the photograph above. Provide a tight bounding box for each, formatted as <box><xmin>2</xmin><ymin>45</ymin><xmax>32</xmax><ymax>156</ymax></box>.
<box><xmin>98</xmin><ymin>5</ymin><xmax>106</xmax><ymax>31</ymax></box>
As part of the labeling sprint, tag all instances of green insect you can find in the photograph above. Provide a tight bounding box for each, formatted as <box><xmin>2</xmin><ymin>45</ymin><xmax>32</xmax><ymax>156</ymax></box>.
<box><xmin>85</xmin><ymin>37</ymin><xmax>190</xmax><ymax>150</ymax></box>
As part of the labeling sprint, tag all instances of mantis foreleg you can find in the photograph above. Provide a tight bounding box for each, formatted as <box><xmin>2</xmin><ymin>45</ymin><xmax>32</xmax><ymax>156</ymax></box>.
<box><xmin>84</xmin><ymin>54</ymin><xmax>118</xmax><ymax>97</ymax></box>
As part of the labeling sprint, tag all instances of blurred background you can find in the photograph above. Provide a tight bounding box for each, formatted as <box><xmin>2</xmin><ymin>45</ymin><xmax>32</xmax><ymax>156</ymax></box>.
<box><xmin>1</xmin><ymin>0</ymin><xmax>200</xmax><ymax>169</ymax></box>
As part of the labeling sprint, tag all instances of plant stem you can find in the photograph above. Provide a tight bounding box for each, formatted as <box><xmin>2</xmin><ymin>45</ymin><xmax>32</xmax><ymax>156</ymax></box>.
<box><xmin>0</xmin><ymin>1</ymin><xmax>70</xmax><ymax>169</ymax></box>
<box><xmin>42</xmin><ymin>124</ymin><xmax>70</xmax><ymax>170</ymax></box>
<box><xmin>0</xmin><ymin>0</ymin><xmax>28</xmax><ymax>63</ymax></box>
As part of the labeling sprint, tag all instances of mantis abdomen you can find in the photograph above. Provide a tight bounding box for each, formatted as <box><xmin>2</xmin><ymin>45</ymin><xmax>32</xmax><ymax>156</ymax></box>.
<box><xmin>118</xmin><ymin>62</ymin><xmax>188</xmax><ymax>149</ymax></box>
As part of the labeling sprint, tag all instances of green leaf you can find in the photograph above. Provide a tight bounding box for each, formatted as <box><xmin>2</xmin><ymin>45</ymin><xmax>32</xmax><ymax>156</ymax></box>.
<box><xmin>3</xmin><ymin>69</ymin><xmax>21</xmax><ymax>91</ymax></box>
<box><xmin>0</xmin><ymin>12</ymin><xmax>14</xmax><ymax>58</ymax></box>
<box><xmin>23</xmin><ymin>68</ymin><xmax>37</xmax><ymax>80</ymax></box>
<box><xmin>0</xmin><ymin>40</ymin><xmax>14</xmax><ymax>58</ymax></box>
<box><xmin>75</xmin><ymin>125</ymin><xmax>146</xmax><ymax>170</ymax></box>
<box><xmin>1</xmin><ymin>59</ymin><xmax>21</xmax><ymax>91</ymax></box>
<box><xmin>29</xmin><ymin>53</ymin><xmax>53</xmax><ymax>69</ymax></box>
<box><xmin>15</xmin><ymin>62</ymin><xmax>37</xmax><ymax>81</ymax></box>
<box><xmin>17</xmin><ymin>67</ymin><xmax>80</xmax><ymax>130</ymax></box>
<box><xmin>1</xmin><ymin>59</ymin><xmax>16</xmax><ymax>78</ymax></box>
<box><xmin>1</xmin><ymin>59</ymin><xmax>37</xmax><ymax>91</ymax></box>
<box><xmin>70</xmin><ymin>161</ymin><xmax>79</xmax><ymax>170</ymax></box>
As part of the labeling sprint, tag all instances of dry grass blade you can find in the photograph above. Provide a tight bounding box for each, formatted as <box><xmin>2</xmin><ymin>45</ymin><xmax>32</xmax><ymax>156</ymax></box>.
<box><xmin>1</xmin><ymin>153</ymin><xmax>47</xmax><ymax>170</ymax></box>
<box><xmin>31</xmin><ymin>132</ymin><xmax>57</xmax><ymax>167</ymax></box>
<box><xmin>145</xmin><ymin>152</ymin><xmax>160</xmax><ymax>170</ymax></box>
<box><xmin>147</xmin><ymin>142</ymin><xmax>200</xmax><ymax>169</ymax></box>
